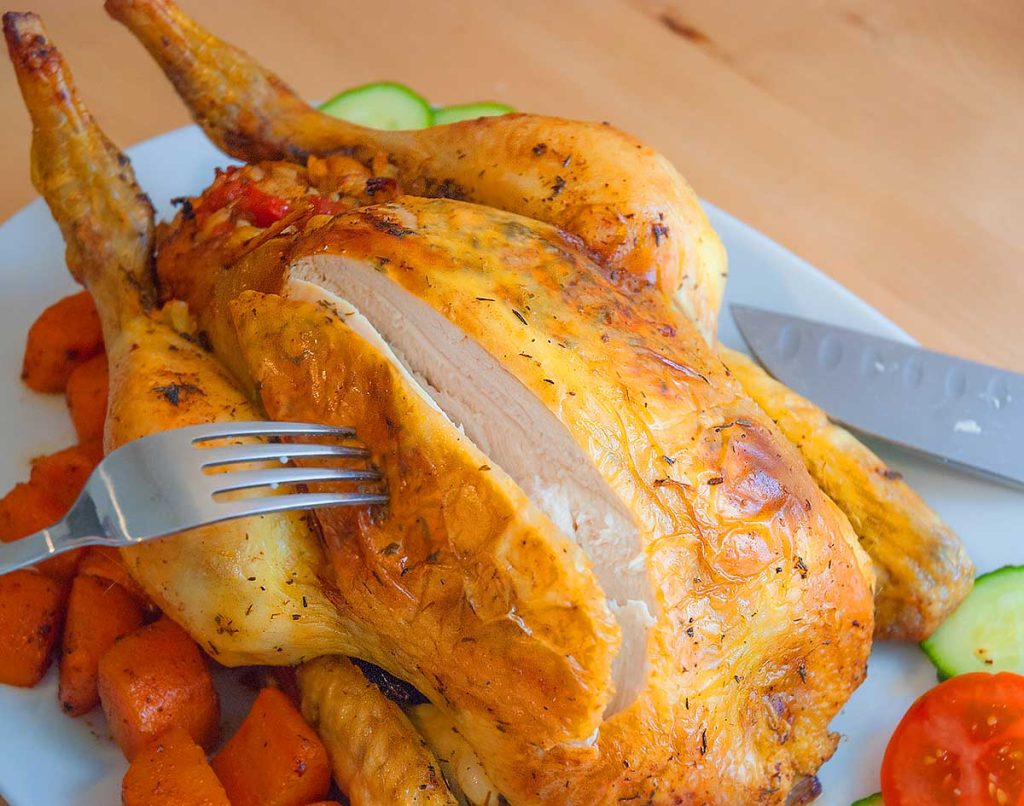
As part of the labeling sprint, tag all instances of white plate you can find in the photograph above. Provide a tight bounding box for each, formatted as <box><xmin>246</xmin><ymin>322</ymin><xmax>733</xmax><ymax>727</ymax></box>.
<box><xmin>0</xmin><ymin>125</ymin><xmax>1021</xmax><ymax>806</ymax></box>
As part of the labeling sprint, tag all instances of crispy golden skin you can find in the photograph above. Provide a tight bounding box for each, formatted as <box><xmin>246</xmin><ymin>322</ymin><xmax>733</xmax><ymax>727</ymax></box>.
<box><xmin>184</xmin><ymin>194</ymin><xmax>876</xmax><ymax>803</ymax></box>
<box><xmin>105</xmin><ymin>0</ymin><xmax>727</xmax><ymax>340</ymax></box>
<box><xmin>3</xmin><ymin>11</ymin><xmax>363</xmax><ymax>666</ymax></box>
<box><xmin>721</xmin><ymin>347</ymin><xmax>974</xmax><ymax>640</ymax></box>
<box><xmin>297</xmin><ymin>657</ymin><xmax>458</xmax><ymax>806</ymax></box>
<box><xmin>231</xmin><ymin>290</ymin><xmax>618</xmax><ymax>751</ymax></box>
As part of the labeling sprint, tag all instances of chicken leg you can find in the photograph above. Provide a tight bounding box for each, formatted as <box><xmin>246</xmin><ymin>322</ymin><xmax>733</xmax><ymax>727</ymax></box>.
<box><xmin>104</xmin><ymin>0</ymin><xmax>727</xmax><ymax>341</ymax></box>
<box><xmin>4</xmin><ymin>10</ymin><xmax>363</xmax><ymax>666</ymax></box>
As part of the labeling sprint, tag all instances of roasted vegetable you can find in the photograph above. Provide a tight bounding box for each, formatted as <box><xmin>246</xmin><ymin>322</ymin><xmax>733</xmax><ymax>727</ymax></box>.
<box><xmin>65</xmin><ymin>351</ymin><xmax>109</xmax><ymax>443</ymax></box>
<box><xmin>212</xmin><ymin>686</ymin><xmax>331</xmax><ymax>806</ymax></box>
<box><xmin>21</xmin><ymin>290</ymin><xmax>104</xmax><ymax>392</ymax></box>
<box><xmin>0</xmin><ymin>569</ymin><xmax>64</xmax><ymax>687</ymax></box>
<box><xmin>76</xmin><ymin>547</ymin><xmax>149</xmax><ymax>604</ymax></box>
<box><xmin>121</xmin><ymin>726</ymin><xmax>231</xmax><ymax>806</ymax></box>
<box><xmin>0</xmin><ymin>441</ymin><xmax>102</xmax><ymax>581</ymax></box>
<box><xmin>97</xmin><ymin>616</ymin><xmax>220</xmax><ymax>759</ymax></box>
<box><xmin>59</xmin><ymin>573</ymin><xmax>145</xmax><ymax>716</ymax></box>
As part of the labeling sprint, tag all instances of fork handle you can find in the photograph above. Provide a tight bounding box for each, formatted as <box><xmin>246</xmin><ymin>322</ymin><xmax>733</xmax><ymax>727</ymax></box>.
<box><xmin>0</xmin><ymin>520</ymin><xmax>75</xmax><ymax>576</ymax></box>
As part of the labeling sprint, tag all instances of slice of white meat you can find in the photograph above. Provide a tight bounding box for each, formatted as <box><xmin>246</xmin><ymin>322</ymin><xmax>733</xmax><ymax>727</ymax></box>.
<box><xmin>288</xmin><ymin>271</ymin><xmax>654</xmax><ymax>714</ymax></box>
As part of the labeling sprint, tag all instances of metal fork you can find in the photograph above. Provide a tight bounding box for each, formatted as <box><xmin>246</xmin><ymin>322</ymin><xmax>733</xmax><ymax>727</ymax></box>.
<box><xmin>0</xmin><ymin>421</ymin><xmax>387</xmax><ymax>576</ymax></box>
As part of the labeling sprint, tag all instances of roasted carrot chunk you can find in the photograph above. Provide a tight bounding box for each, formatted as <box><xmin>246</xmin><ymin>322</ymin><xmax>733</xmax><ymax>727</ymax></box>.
<box><xmin>0</xmin><ymin>569</ymin><xmax>64</xmax><ymax>687</ymax></box>
<box><xmin>212</xmin><ymin>686</ymin><xmax>331</xmax><ymax>806</ymax></box>
<box><xmin>98</xmin><ymin>617</ymin><xmax>220</xmax><ymax>760</ymax></box>
<box><xmin>65</xmin><ymin>352</ymin><xmax>108</xmax><ymax>443</ymax></box>
<box><xmin>22</xmin><ymin>290</ymin><xmax>103</xmax><ymax>393</ymax></box>
<box><xmin>59</xmin><ymin>574</ymin><xmax>145</xmax><ymax>716</ymax></box>
<box><xmin>77</xmin><ymin>546</ymin><xmax>148</xmax><ymax>604</ymax></box>
<box><xmin>0</xmin><ymin>480</ymin><xmax>65</xmax><ymax>543</ymax></box>
<box><xmin>0</xmin><ymin>442</ymin><xmax>101</xmax><ymax>548</ymax></box>
<box><xmin>0</xmin><ymin>442</ymin><xmax>103</xmax><ymax>581</ymax></box>
<box><xmin>30</xmin><ymin>441</ymin><xmax>103</xmax><ymax>512</ymax></box>
<box><xmin>122</xmin><ymin>726</ymin><xmax>231</xmax><ymax>806</ymax></box>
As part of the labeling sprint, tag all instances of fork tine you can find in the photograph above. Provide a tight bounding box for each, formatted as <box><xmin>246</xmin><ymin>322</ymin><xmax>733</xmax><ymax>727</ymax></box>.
<box><xmin>211</xmin><ymin>466</ymin><xmax>381</xmax><ymax>494</ymax></box>
<box><xmin>197</xmin><ymin>442</ymin><xmax>369</xmax><ymax>468</ymax></box>
<box><xmin>213</xmin><ymin>491</ymin><xmax>389</xmax><ymax>521</ymax></box>
<box><xmin>186</xmin><ymin>421</ymin><xmax>357</xmax><ymax>442</ymax></box>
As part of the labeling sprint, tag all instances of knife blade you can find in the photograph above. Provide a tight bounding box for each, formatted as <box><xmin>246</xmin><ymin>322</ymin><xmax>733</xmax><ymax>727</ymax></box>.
<box><xmin>730</xmin><ymin>304</ymin><xmax>1024</xmax><ymax>488</ymax></box>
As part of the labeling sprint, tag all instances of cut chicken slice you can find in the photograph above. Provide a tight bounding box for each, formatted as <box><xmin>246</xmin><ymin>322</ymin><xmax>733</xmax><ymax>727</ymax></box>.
<box><xmin>288</xmin><ymin>277</ymin><xmax>654</xmax><ymax>713</ymax></box>
<box><xmin>231</xmin><ymin>289</ymin><xmax>620</xmax><ymax>758</ymax></box>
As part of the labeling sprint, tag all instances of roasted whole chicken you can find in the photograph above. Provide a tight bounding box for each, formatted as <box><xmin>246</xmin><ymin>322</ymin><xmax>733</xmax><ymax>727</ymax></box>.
<box><xmin>4</xmin><ymin>0</ymin><xmax>974</xmax><ymax>802</ymax></box>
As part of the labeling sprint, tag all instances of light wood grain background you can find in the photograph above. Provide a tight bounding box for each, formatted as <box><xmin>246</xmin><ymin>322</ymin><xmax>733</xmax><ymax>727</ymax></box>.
<box><xmin>0</xmin><ymin>1</ymin><xmax>1020</xmax><ymax>369</ymax></box>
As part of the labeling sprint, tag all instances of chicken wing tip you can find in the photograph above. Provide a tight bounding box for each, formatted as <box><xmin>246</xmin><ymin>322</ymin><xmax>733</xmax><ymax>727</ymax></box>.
<box><xmin>3</xmin><ymin>11</ymin><xmax>46</xmax><ymax>52</ymax></box>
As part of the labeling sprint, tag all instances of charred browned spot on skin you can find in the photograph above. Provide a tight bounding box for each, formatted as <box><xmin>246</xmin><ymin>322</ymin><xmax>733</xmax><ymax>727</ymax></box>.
<box><xmin>788</xmin><ymin>775</ymin><xmax>823</xmax><ymax>805</ymax></box>
<box><xmin>359</xmin><ymin>209</ymin><xmax>414</xmax><ymax>238</ymax></box>
<box><xmin>424</xmin><ymin>176</ymin><xmax>467</xmax><ymax>201</ymax></box>
<box><xmin>658</xmin><ymin>12</ymin><xmax>711</xmax><ymax>46</ymax></box>
<box><xmin>365</xmin><ymin>176</ymin><xmax>398</xmax><ymax>198</ymax></box>
<box><xmin>151</xmin><ymin>381</ymin><xmax>203</xmax><ymax>406</ymax></box>
<box><xmin>652</xmin><ymin>222</ymin><xmax>670</xmax><ymax>246</ymax></box>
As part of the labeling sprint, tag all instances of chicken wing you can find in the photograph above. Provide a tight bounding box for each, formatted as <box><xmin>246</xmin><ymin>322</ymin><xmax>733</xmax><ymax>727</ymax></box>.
<box><xmin>407</xmin><ymin>703</ymin><xmax>504</xmax><ymax>806</ymax></box>
<box><xmin>297</xmin><ymin>657</ymin><xmax>459</xmax><ymax>806</ymax></box>
<box><xmin>721</xmin><ymin>346</ymin><xmax>973</xmax><ymax>640</ymax></box>
<box><xmin>104</xmin><ymin>0</ymin><xmax>726</xmax><ymax>340</ymax></box>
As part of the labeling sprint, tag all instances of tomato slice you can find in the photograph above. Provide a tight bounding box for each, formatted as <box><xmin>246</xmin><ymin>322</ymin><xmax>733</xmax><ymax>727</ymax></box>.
<box><xmin>881</xmin><ymin>672</ymin><xmax>1024</xmax><ymax>805</ymax></box>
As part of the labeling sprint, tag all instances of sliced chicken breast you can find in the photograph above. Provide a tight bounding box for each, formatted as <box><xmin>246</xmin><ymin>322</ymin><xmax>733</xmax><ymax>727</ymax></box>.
<box><xmin>286</xmin><ymin>276</ymin><xmax>654</xmax><ymax>714</ymax></box>
<box><xmin>231</xmin><ymin>287</ymin><xmax>621</xmax><ymax>760</ymax></box>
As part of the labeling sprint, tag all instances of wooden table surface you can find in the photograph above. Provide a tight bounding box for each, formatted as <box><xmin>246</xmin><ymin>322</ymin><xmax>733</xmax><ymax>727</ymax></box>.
<box><xmin>0</xmin><ymin>0</ymin><xmax>1020</xmax><ymax>369</ymax></box>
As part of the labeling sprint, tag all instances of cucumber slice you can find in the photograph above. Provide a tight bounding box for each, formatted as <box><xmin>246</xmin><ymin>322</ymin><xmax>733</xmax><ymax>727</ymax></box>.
<box><xmin>851</xmin><ymin>795</ymin><xmax>883</xmax><ymax>806</ymax></box>
<box><xmin>921</xmin><ymin>565</ymin><xmax>1024</xmax><ymax>678</ymax></box>
<box><xmin>432</xmin><ymin>102</ymin><xmax>514</xmax><ymax>125</ymax></box>
<box><xmin>319</xmin><ymin>82</ymin><xmax>433</xmax><ymax>130</ymax></box>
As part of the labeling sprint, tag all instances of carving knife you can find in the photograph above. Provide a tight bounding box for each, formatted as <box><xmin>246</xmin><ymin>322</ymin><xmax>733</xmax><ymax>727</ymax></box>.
<box><xmin>730</xmin><ymin>305</ymin><xmax>1024</xmax><ymax>488</ymax></box>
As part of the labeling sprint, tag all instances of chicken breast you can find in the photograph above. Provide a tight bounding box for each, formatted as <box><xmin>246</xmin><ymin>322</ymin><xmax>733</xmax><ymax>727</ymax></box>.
<box><xmin>232</xmin><ymin>286</ymin><xmax>620</xmax><ymax>748</ymax></box>
<box><xmin>721</xmin><ymin>346</ymin><xmax>974</xmax><ymax>640</ymax></box>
